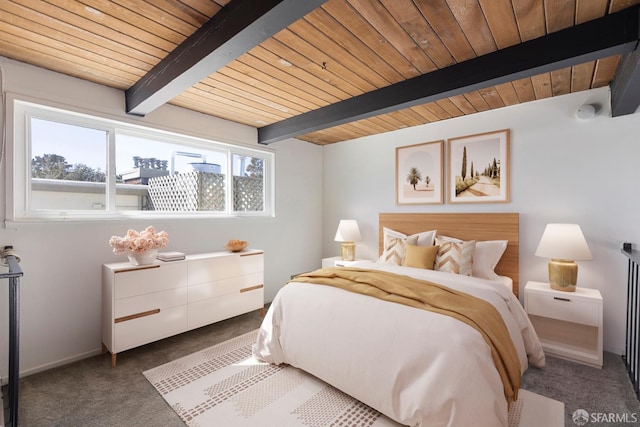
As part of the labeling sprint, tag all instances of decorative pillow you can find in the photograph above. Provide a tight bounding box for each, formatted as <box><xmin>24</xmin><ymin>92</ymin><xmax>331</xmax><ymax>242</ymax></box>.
<box><xmin>377</xmin><ymin>227</ymin><xmax>420</xmax><ymax>265</ymax></box>
<box><xmin>473</xmin><ymin>240</ymin><xmax>508</xmax><ymax>280</ymax></box>
<box><xmin>434</xmin><ymin>237</ymin><xmax>476</xmax><ymax>276</ymax></box>
<box><xmin>412</xmin><ymin>229</ymin><xmax>437</xmax><ymax>247</ymax></box>
<box><xmin>404</xmin><ymin>244</ymin><xmax>439</xmax><ymax>270</ymax></box>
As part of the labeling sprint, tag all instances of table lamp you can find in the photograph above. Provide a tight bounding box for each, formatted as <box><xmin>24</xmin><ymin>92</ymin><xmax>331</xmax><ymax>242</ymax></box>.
<box><xmin>535</xmin><ymin>223</ymin><xmax>592</xmax><ymax>292</ymax></box>
<box><xmin>334</xmin><ymin>219</ymin><xmax>361</xmax><ymax>261</ymax></box>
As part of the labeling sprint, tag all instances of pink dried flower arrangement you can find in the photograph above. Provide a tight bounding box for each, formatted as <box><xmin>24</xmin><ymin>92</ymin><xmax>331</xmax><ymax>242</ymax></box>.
<box><xmin>109</xmin><ymin>226</ymin><xmax>168</xmax><ymax>255</ymax></box>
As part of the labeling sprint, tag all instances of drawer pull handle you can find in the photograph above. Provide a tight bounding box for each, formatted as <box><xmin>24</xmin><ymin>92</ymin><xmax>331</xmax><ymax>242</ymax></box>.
<box><xmin>116</xmin><ymin>264</ymin><xmax>161</xmax><ymax>273</ymax></box>
<box><xmin>240</xmin><ymin>252</ymin><xmax>263</xmax><ymax>257</ymax></box>
<box><xmin>115</xmin><ymin>308</ymin><xmax>160</xmax><ymax>323</ymax></box>
<box><xmin>241</xmin><ymin>284</ymin><xmax>264</xmax><ymax>293</ymax></box>
<box><xmin>553</xmin><ymin>297</ymin><xmax>571</xmax><ymax>302</ymax></box>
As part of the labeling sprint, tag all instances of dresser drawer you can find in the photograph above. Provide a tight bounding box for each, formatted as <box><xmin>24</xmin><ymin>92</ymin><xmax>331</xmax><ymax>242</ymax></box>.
<box><xmin>114</xmin><ymin>262</ymin><xmax>188</xmax><ymax>299</ymax></box>
<box><xmin>114</xmin><ymin>287</ymin><xmax>187</xmax><ymax>319</ymax></box>
<box><xmin>188</xmin><ymin>252</ymin><xmax>263</xmax><ymax>285</ymax></box>
<box><xmin>526</xmin><ymin>291</ymin><xmax>599</xmax><ymax>326</ymax></box>
<box><xmin>188</xmin><ymin>272</ymin><xmax>262</xmax><ymax>303</ymax></box>
<box><xmin>188</xmin><ymin>287</ymin><xmax>263</xmax><ymax>329</ymax></box>
<box><xmin>114</xmin><ymin>305</ymin><xmax>187</xmax><ymax>353</ymax></box>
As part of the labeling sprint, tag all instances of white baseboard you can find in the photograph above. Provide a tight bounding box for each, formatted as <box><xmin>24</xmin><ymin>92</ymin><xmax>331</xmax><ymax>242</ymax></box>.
<box><xmin>0</xmin><ymin>347</ymin><xmax>102</xmax><ymax>384</ymax></box>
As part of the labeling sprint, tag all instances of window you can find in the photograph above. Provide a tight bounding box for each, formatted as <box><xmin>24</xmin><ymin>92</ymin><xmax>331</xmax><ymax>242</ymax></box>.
<box><xmin>9</xmin><ymin>100</ymin><xmax>274</xmax><ymax>220</ymax></box>
<box><xmin>232</xmin><ymin>154</ymin><xmax>265</xmax><ymax>212</ymax></box>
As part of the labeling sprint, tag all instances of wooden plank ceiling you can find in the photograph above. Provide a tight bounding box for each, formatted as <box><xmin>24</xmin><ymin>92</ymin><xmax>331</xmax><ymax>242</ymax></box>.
<box><xmin>1</xmin><ymin>0</ymin><xmax>639</xmax><ymax>145</ymax></box>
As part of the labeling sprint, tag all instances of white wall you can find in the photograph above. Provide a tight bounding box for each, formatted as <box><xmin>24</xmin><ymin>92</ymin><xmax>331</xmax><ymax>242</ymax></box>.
<box><xmin>0</xmin><ymin>57</ymin><xmax>324</xmax><ymax>380</ymax></box>
<box><xmin>322</xmin><ymin>86</ymin><xmax>640</xmax><ymax>355</ymax></box>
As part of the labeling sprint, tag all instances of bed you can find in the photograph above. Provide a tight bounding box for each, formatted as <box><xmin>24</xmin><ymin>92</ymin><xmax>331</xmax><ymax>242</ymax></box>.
<box><xmin>253</xmin><ymin>213</ymin><xmax>544</xmax><ymax>427</ymax></box>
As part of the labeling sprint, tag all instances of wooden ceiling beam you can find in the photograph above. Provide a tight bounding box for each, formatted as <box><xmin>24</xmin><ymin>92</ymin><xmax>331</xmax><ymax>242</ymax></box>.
<box><xmin>126</xmin><ymin>0</ymin><xmax>328</xmax><ymax>116</ymax></box>
<box><xmin>611</xmin><ymin>49</ymin><xmax>640</xmax><ymax>116</ymax></box>
<box><xmin>258</xmin><ymin>5</ymin><xmax>640</xmax><ymax>145</ymax></box>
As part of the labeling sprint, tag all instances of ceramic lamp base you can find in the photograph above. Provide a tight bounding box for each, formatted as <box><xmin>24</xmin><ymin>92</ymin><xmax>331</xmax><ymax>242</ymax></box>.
<box><xmin>341</xmin><ymin>242</ymin><xmax>356</xmax><ymax>261</ymax></box>
<box><xmin>548</xmin><ymin>258</ymin><xmax>578</xmax><ymax>292</ymax></box>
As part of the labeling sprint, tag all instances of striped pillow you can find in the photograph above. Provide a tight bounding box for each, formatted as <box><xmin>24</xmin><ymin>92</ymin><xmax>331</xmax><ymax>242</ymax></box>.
<box><xmin>378</xmin><ymin>228</ymin><xmax>419</xmax><ymax>266</ymax></box>
<box><xmin>434</xmin><ymin>237</ymin><xmax>476</xmax><ymax>276</ymax></box>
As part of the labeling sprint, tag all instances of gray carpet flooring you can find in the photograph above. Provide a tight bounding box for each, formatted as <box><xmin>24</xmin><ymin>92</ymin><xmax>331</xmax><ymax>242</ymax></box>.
<box><xmin>3</xmin><ymin>306</ymin><xmax>640</xmax><ymax>427</ymax></box>
<box><xmin>522</xmin><ymin>351</ymin><xmax>640</xmax><ymax>426</ymax></box>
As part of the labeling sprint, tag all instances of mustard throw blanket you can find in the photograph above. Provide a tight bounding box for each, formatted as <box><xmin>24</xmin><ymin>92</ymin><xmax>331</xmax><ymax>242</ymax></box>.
<box><xmin>290</xmin><ymin>267</ymin><xmax>521</xmax><ymax>404</ymax></box>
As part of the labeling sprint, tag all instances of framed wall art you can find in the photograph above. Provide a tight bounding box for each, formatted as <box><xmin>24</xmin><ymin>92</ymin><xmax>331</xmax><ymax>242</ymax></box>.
<box><xmin>447</xmin><ymin>129</ymin><xmax>510</xmax><ymax>204</ymax></box>
<box><xmin>396</xmin><ymin>140</ymin><xmax>444</xmax><ymax>205</ymax></box>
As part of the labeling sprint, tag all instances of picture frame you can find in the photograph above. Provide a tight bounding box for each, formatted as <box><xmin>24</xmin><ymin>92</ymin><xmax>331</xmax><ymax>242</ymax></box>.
<box><xmin>396</xmin><ymin>140</ymin><xmax>444</xmax><ymax>205</ymax></box>
<box><xmin>447</xmin><ymin>129</ymin><xmax>510</xmax><ymax>204</ymax></box>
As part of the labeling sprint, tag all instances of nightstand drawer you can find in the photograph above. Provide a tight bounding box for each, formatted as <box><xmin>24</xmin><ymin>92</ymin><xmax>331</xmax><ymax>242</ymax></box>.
<box><xmin>322</xmin><ymin>256</ymin><xmax>366</xmax><ymax>268</ymax></box>
<box><xmin>526</xmin><ymin>292</ymin><xmax>599</xmax><ymax>326</ymax></box>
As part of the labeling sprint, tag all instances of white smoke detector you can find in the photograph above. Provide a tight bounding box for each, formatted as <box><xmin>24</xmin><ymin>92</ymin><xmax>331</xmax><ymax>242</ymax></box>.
<box><xmin>575</xmin><ymin>104</ymin><xmax>597</xmax><ymax>120</ymax></box>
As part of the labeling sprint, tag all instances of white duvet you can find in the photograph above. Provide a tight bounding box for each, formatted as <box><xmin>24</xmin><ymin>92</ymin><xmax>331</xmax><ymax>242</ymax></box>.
<box><xmin>253</xmin><ymin>262</ymin><xmax>545</xmax><ymax>427</ymax></box>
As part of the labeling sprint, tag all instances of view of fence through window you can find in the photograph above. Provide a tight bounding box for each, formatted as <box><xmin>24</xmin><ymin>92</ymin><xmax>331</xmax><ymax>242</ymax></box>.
<box><xmin>29</xmin><ymin>116</ymin><xmax>267</xmax><ymax>215</ymax></box>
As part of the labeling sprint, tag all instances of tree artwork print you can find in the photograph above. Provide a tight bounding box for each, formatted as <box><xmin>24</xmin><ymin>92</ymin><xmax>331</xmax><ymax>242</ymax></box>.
<box><xmin>395</xmin><ymin>141</ymin><xmax>443</xmax><ymax>205</ymax></box>
<box><xmin>447</xmin><ymin>129</ymin><xmax>510</xmax><ymax>204</ymax></box>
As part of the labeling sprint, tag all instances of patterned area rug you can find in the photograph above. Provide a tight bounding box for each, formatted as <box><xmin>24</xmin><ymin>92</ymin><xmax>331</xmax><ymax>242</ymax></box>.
<box><xmin>144</xmin><ymin>330</ymin><xmax>563</xmax><ymax>427</ymax></box>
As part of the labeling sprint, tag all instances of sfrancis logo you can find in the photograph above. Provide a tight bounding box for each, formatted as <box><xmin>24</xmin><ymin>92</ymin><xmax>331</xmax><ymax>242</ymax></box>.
<box><xmin>573</xmin><ymin>409</ymin><xmax>589</xmax><ymax>425</ymax></box>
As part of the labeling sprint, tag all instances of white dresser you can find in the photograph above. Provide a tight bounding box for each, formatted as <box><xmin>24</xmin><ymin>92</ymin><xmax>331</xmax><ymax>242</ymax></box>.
<box><xmin>102</xmin><ymin>249</ymin><xmax>264</xmax><ymax>367</ymax></box>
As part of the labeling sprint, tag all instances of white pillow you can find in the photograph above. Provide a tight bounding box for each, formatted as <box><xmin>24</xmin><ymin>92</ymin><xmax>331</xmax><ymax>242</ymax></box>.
<box><xmin>473</xmin><ymin>240</ymin><xmax>508</xmax><ymax>280</ymax></box>
<box><xmin>377</xmin><ymin>227</ymin><xmax>437</xmax><ymax>266</ymax></box>
<box><xmin>413</xmin><ymin>229</ymin><xmax>437</xmax><ymax>247</ymax></box>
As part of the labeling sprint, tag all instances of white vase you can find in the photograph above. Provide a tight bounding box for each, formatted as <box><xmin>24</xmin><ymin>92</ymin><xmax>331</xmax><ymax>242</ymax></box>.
<box><xmin>127</xmin><ymin>249</ymin><xmax>158</xmax><ymax>266</ymax></box>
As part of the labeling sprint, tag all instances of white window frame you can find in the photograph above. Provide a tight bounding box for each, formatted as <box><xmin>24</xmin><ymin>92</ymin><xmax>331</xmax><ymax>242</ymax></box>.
<box><xmin>6</xmin><ymin>97</ymin><xmax>275</xmax><ymax>221</ymax></box>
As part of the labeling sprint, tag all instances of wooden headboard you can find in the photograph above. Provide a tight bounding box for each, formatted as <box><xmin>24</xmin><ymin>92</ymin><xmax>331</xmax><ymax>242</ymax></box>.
<box><xmin>379</xmin><ymin>213</ymin><xmax>520</xmax><ymax>297</ymax></box>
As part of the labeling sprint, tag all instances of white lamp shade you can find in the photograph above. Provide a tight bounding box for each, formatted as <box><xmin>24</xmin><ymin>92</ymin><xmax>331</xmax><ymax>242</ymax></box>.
<box><xmin>334</xmin><ymin>220</ymin><xmax>361</xmax><ymax>242</ymax></box>
<box><xmin>535</xmin><ymin>224</ymin><xmax>593</xmax><ymax>261</ymax></box>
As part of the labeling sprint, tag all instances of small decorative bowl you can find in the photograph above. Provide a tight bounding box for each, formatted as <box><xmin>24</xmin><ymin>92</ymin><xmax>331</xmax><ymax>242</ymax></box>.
<box><xmin>224</xmin><ymin>240</ymin><xmax>248</xmax><ymax>252</ymax></box>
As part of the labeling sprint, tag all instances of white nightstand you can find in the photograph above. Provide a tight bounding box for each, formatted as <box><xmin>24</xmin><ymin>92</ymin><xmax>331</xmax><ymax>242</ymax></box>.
<box><xmin>322</xmin><ymin>256</ymin><xmax>364</xmax><ymax>268</ymax></box>
<box><xmin>525</xmin><ymin>281</ymin><xmax>603</xmax><ymax>368</ymax></box>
